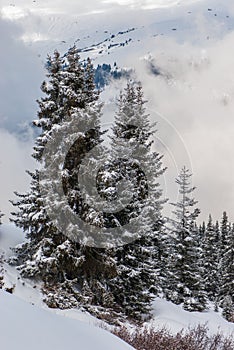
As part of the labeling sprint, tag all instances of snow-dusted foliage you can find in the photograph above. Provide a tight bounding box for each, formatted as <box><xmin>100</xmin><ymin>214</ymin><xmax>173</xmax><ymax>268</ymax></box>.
<box><xmin>167</xmin><ymin>167</ymin><xmax>207</xmax><ymax>311</ymax></box>
<box><xmin>10</xmin><ymin>47</ymin><xmax>116</xmax><ymax>318</ymax></box>
<box><xmin>8</xmin><ymin>46</ymin><xmax>234</xmax><ymax>323</ymax></box>
<box><xmin>220</xmin><ymin>211</ymin><xmax>229</xmax><ymax>259</ymax></box>
<box><xmin>101</xmin><ymin>83</ymin><xmax>167</xmax><ymax>320</ymax></box>
<box><xmin>195</xmin><ymin>211</ymin><xmax>234</xmax><ymax>320</ymax></box>
<box><xmin>219</xmin><ymin>221</ymin><xmax>234</xmax><ymax>321</ymax></box>
<box><xmin>202</xmin><ymin>215</ymin><xmax>220</xmax><ymax>302</ymax></box>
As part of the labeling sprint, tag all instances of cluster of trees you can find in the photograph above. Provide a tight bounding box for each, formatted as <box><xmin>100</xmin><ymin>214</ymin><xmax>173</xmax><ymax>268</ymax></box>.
<box><xmin>4</xmin><ymin>46</ymin><xmax>233</xmax><ymax>323</ymax></box>
<box><xmin>201</xmin><ymin>212</ymin><xmax>234</xmax><ymax>321</ymax></box>
<box><xmin>94</xmin><ymin>63</ymin><xmax>131</xmax><ymax>89</ymax></box>
<box><xmin>165</xmin><ymin>172</ymin><xmax>234</xmax><ymax>321</ymax></box>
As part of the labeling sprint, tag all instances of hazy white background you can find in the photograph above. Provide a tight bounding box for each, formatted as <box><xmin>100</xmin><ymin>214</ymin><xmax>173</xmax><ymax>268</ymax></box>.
<box><xmin>1</xmin><ymin>0</ymin><xmax>234</xmax><ymax>224</ymax></box>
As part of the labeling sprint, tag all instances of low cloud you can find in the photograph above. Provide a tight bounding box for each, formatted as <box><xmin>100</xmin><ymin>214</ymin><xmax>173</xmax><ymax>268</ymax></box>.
<box><xmin>1</xmin><ymin>0</ymin><xmax>234</xmax><ymax>224</ymax></box>
<box><xmin>130</xmin><ymin>31</ymin><xmax>234</xmax><ymax>222</ymax></box>
<box><xmin>0</xmin><ymin>16</ymin><xmax>44</xmax><ymax>133</ymax></box>
<box><xmin>0</xmin><ymin>17</ymin><xmax>40</xmax><ymax>220</ymax></box>
<box><xmin>0</xmin><ymin>129</ymin><xmax>35</xmax><ymax>223</ymax></box>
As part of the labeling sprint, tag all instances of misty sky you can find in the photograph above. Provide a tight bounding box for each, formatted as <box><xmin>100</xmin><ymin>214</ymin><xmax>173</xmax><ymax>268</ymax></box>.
<box><xmin>1</xmin><ymin>0</ymin><xmax>234</xmax><ymax>224</ymax></box>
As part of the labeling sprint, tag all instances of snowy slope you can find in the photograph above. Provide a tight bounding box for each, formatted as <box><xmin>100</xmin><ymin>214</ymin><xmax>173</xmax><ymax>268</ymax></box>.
<box><xmin>151</xmin><ymin>298</ymin><xmax>234</xmax><ymax>337</ymax></box>
<box><xmin>1</xmin><ymin>0</ymin><xmax>233</xmax><ymax>63</ymax></box>
<box><xmin>0</xmin><ymin>290</ymin><xmax>134</xmax><ymax>350</ymax></box>
<box><xmin>1</xmin><ymin>224</ymin><xmax>234</xmax><ymax>340</ymax></box>
<box><xmin>0</xmin><ymin>228</ymin><xmax>134</xmax><ymax>350</ymax></box>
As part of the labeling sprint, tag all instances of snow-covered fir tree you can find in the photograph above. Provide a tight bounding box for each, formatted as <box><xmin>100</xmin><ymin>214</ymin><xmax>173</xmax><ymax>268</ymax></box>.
<box><xmin>10</xmin><ymin>47</ymin><xmax>234</xmax><ymax>323</ymax></box>
<box><xmin>219</xmin><ymin>222</ymin><xmax>234</xmax><ymax>321</ymax></box>
<box><xmin>202</xmin><ymin>215</ymin><xmax>220</xmax><ymax>302</ymax></box>
<box><xmin>214</xmin><ymin>220</ymin><xmax>221</xmax><ymax>253</ymax></box>
<box><xmin>167</xmin><ymin>167</ymin><xmax>207</xmax><ymax>311</ymax></box>
<box><xmin>199</xmin><ymin>221</ymin><xmax>206</xmax><ymax>239</ymax></box>
<box><xmin>220</xmin><ymin>211</ymin><xmax>229</xmax><ymax>258</ymax></box>
<box><xmin>33</xmin><ymin>49</ymin><xmax>64</xmax><ymax>160</ymax></box>
<box><xmin>10</xmin><ymin>47</ymin><xmax>117</xmax><ymax>317</ymax></box>
<box><xmin>101</xmin><ymin>83</ymin><xmax>167</xmax><ymax>320</ymax></box>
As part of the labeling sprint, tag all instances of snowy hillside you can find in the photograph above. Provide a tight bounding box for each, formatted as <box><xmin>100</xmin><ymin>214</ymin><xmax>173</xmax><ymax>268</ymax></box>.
<box><xmin>1</xmin><ymin>0</ymin><xmax>233</xmax><ymax>64</ymax></box>
<box><xmin>1</xmin><ymin>1</ymin><xmax>234</xmax><ymax>348</ymax></box>
<box><xmin>1</xmin><ymin>224</ymin><xmax>234</xmax><ymax>341</ymax></box>
<box><xmin>151</xmin><ymin>298</ymin><xmax>234</xmax><ymax>337</ymax></box>
<box><xmin>0</xmin><ymin>290</ymin><xmax>134</xmax><ymax>350</ymax></box>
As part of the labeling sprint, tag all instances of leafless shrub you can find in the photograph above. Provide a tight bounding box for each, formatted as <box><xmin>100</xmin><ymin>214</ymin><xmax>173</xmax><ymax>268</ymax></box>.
<box><xmin>112</xmin><ymin>324</ymin><xmax>234</xmax><ymax>350</ymax></box>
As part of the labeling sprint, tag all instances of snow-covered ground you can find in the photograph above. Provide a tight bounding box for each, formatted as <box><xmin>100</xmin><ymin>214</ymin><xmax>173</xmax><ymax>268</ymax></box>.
<box><xmin>0</xmin><ymin>225</ymin><xmax>134</xmax><ymax>349</ymax></box>
<box><xmin>151</xmin><ymin>298</ymin><xmax>234</xmax><ymax>337</ymax></box>
<box><xmin>1</xmin><ymin>223</ymin><xmax>234</xmax><ymax>343</ymax></box>
<box><xmin>0</xmin><ymin>290</ymin><xmax>134</xmax><ymax>350</ymax></box>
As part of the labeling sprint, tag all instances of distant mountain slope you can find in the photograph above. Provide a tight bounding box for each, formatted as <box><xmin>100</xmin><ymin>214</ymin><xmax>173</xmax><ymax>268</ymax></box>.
<box><xmin>1</xmin><ymin>0</ymin><xmax>233</xmax><ymax>135</ymax></box>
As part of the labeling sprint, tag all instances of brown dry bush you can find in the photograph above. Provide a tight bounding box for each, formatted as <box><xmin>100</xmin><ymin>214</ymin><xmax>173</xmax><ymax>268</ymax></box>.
<box><xmin>112</xmin><ymin>324</ymin><xmax>234</xmax><ymax>350</ymax></box>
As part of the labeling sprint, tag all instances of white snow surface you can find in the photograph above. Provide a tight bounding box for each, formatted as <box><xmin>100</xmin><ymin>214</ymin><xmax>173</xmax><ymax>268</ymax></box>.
<box><xmin>0</xmin><ymin>225</ymin><xmax>133</xmax><ymax>348</ymax></box>
<box><xmin>1</xmin><ymin>224</ymin><xmax>234</xmax><ymax>342</ymax></box>
<box><xmin>151</xmin><ymin>298</ymin><xmax>234</xmax><ymax>337</ymax></box>
<box><xmin>0</xmin><ymin>290</ymin><xmax>134</xmax><ymax>350</ymax></box>
<box><xmin>0</xmin><ymin>225</ymin><xmax>136</xmax><ymax>350</ymax></box>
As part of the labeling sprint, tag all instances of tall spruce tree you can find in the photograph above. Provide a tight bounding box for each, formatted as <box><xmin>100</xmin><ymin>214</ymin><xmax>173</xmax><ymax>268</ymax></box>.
<box><xmin>168</xmin><ymin>167</ymin><xmax>207</xmax><ymax>311</ymax></box>
<box><xmin>202</xmin><ymin>215</ymin><xmax>219</xmax><ymax>302</ymax></box>
<box><xmin>102</xmin><ymin>83</ymin><xmax>166</xmax><ymax>320</ymax></box>
<box><xmin>214</xmin><ymin>220</ymin><xmax>221</xmax><ymax>253</ymax></box>
<box><xmin>219</xmin><ymin>223</ymin><xmax>234</xmax><ymax>320</ymax></box>
<box><xmin>10</xmin><ymin>47</ymin><xmax>116</xmax><ymax>315</ymax></box>
<box><xmin>220</xmin><ymin>211</ymin><xmax>229</xmax><ymax>257</ymax></box>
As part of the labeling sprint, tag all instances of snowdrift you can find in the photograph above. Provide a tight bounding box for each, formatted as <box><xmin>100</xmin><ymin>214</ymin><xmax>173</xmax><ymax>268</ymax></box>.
<box><xmin>152</xmin><ymin>298</ymin><xmax>234</xmax><ymax>336</ymax></box>
<box><xmin>0</xmin><ymin>290</ymin><xmax>134</xmax><ymax>350</ymax></box>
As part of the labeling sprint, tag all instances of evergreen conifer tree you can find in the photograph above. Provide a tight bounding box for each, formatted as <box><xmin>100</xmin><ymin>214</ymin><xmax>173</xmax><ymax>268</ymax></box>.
<box><xmin>103</xmin><ymin>83</ymin><xmax>166</xmax><ymax>320</ymax></box>
<box><xmin>168</xmin><ymin>167</ymin><xmax>207</xmax><ymax>311</ymax></box>
<box><xmin>202</xmin><ymin>215</ymin><xmax>219</xmax><ymax>301</ymax></box>
<box><xmin>219</xmin><ymin>223</ymin><xmax>234</xmax><ymax>320</ymax></box>
<box><xmin>220</xmin><ymin>211</ymin><xmax>229</xmax><ymax>257</ymax></box>
<box><xmin>10</xmin><ymin>47</ymin><xmax>116</xmax><ymax>316</ymax></box>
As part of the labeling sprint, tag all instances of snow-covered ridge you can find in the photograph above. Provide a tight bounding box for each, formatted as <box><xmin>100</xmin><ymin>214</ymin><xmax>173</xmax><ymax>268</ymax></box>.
<box><xmin>0</xmin><ymin>0</ymin><xmax>204</xmax><ymax>21</ymax></box>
